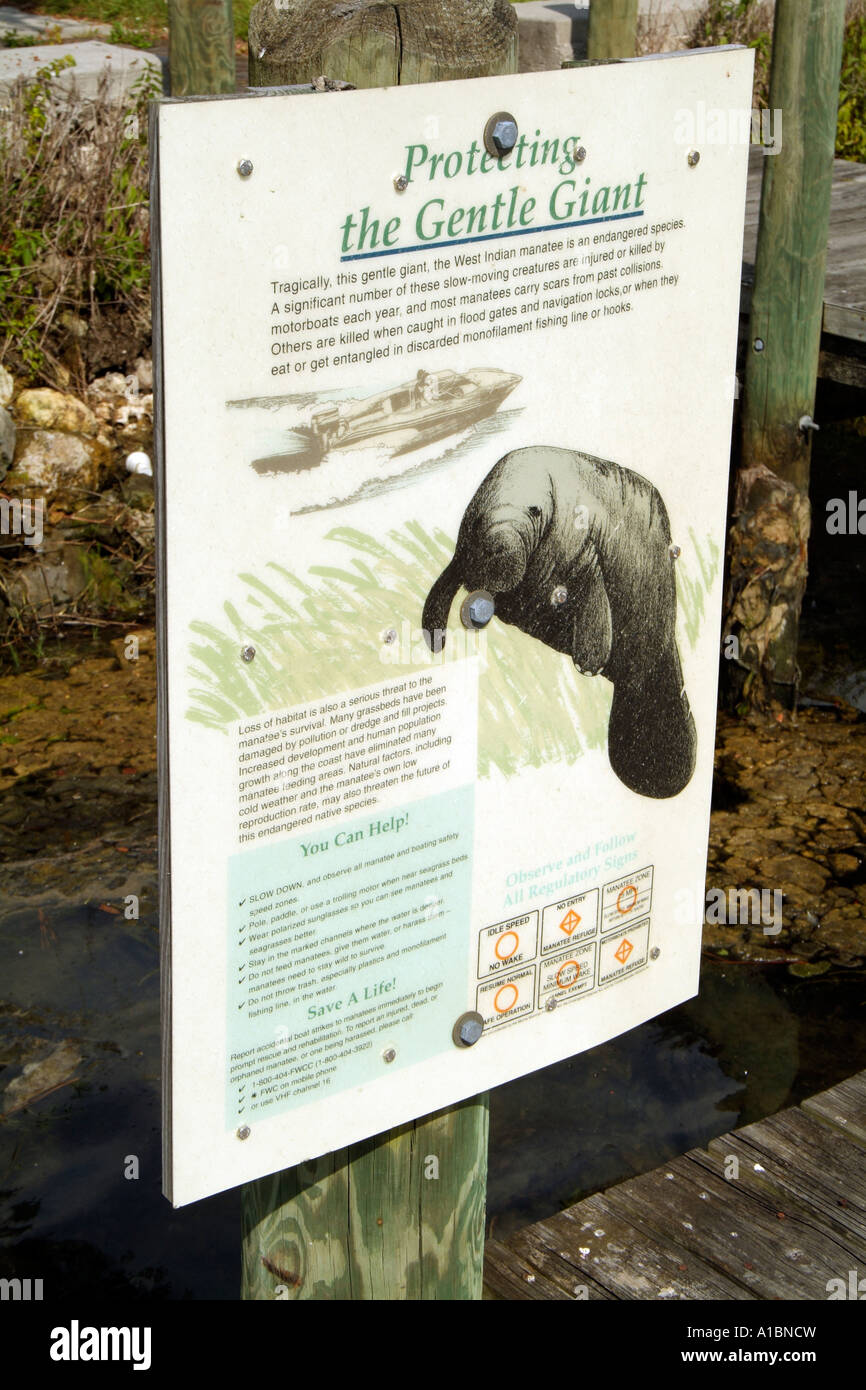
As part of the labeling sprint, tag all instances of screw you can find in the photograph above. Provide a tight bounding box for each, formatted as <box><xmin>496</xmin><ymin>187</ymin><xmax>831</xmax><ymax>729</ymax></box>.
<box><xmin>687</xmin><ymin>149</ymin><xmax>700</xmax><ymax>167</ymax></box>
<box><xmin>753</xmin><ymin>337</ymin><xmax>765</xmax><ymax>352</ymax></box>
<box><xmin>237</xmin><ymin>1125</ymin><xmax>251</xmax><ymax>1140</ymax></box>
<box><xmin>382</xmin><ymin>627</ymin><xmax>398</xmax><ymax>645</ymax></box>
<box><xmin>241</xmin><ymin>644</ymin><xmax>256</xmax><ymax>662</ymax></box>
<box><xmin>798</xmin><ymin>414</ymin><xmax>820</xmax><ymax>434</ymax></box>
<box><xmin>545</xmin><ymin>996</ymin><xmax>557</xmax><ymax>1012</ymax></box>
<box><xmin>393</xmin><ymin>173</ymin><xmax>409</xmax><ymax>192</ymax></box>
<box><xmin>669</xmin><ymin>545</ymin><xmax>681</xmax><ymax>560</ymax></box>
<box><xmin>461</xmin><ymin>590</ymin><xmax>495</xmax><ymax>630</ymax></box>
<box><xmin>484</xmin><ymin>111</ymin><xmax>518</xmax><ymax>159</ymax></box>
<box><xmin>452</xmin><ymin>1011</ymin><xmax>484</xmax><ymax>1048</ymax></box>
<box><xmin>650</xmin><ymin>947</ymin><xmax>660</xmax><ymax>961</ymax></box>
<box><xmin>237</xmin><ymin>159</ymin><xmax>253</xmax><ymax>178</ymax></box>
<box><xmin>573</xmin><ymin>145</ymin><xmax>587</xmax><ymax>164</ymax></box>
<box><xmin>551</xmin><ymin>585</ymin><xmax>568</xmax><ymax>605</ymax></box>
<box><xmin>382</xmin><ymin>1047</ymin><xmax>397</xmax><ymax>1063</ymax></box>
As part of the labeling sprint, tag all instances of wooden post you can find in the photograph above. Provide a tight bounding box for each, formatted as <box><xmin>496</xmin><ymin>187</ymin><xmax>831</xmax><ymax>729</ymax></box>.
<box><xmin>587</xmin><ymin>0</ymin><xmax>638</xmax><ymax>61</ymax></box>
<box><xmin>725</xmin><ymin>0</ymin><xmax>846</xmax><ymax>707</ymax></box>
<box><xmin>247</xmin><ymin>0</ymin><xmax>518</xmax><ymax>90</ymax></box>
<box><xmin>168</xmin><ymin>0</ymin><xmax>235</xmax><ymax>97</ymax></box>
<box><xmin>238</xmin><ymin>0</ymin><xmax>515</xmax><ymax>1301</ymax></box>
<box><xmin>241</xmin><ymin>1096</ymin><xmax>489</xmax><ymax>1299</ymax></box>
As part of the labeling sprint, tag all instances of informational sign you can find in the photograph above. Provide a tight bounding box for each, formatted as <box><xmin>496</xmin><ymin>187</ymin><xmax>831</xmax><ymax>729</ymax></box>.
<box><xmin>153</xmin><ymin>47</ymin><xmax>753</xmax><ymax>1205</ymax></box>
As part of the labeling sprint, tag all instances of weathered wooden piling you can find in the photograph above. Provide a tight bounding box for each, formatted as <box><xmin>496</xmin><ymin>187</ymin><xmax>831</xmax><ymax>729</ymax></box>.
<box><xmin>587</xmin><ymin>0</ymin><xmax>638</xmax><ymax>61</ymax></box>
<box><xmin>168</xmin><ymin>0</ymin><xmax>235</xmax><ymax>97</ymax></box>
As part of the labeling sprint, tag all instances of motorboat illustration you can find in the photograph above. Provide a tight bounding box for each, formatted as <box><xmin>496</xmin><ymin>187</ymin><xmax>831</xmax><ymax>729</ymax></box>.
<box><xmin>309</xmin><ymin>367</ymin><xmax>521</xmax><ymax>456</ymax></box>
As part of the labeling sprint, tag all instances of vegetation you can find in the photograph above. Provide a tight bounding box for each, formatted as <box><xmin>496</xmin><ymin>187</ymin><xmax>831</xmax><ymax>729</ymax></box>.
<box><xmin>0</xmin><ymin>58</ymin><xmax>156</xmax><ymax>388</ymax></box>
<box><xmin>3</xmin><ymin>0</ymin><xmax>255</xmax><ymax>44</ymax></box>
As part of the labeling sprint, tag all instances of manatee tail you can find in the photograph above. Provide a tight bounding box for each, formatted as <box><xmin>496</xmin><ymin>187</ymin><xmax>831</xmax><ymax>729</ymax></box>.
<box><xmin>422</xmin><ymin>557</ymin><xmax>463</xmax><ymax>653</ymax></box>
<box><xmin>607</xmin><ymin>646</ymin><xmax>696</xmax><ymax>798</ymax></box>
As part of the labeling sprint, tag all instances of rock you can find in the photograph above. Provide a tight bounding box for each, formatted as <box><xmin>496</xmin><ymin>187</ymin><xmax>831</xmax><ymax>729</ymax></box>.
<box><xmin>134</xmin><ymin>357</ymin><xmax>153</xmax><ymax>392</ymax></box>
<box><xmin>515</xmin><ymin>2</ymin><xmax>586</xmax><ymax>72</ymax></box>
<box><xmin>2</xmin><ymin>1039</ymin><xmax>82</xmax><ymax>1116</ymax></box>
<box><xmin>4</xmin><ymin>539</ymin><xmax>89</xmax><ymax>614</ymax></box>
<box><xmin>0</xmin><ymin>42</ymin><xmax>162</xmax><ymax>107</ymax></box>
<box><xmin>0</xmin><ymin>364</ymin><xmax>14</xmax><ymax>407</ymax></box>
<box><xmin>6</xmin><ymin>429</ymin><xmax>111</xmax><ymax>507</ymax></box>
<box><xmin>828</xmin><ymin>852</ymin><xmax>863</xmax><ymax>879</ymax></box>
<box><xmin>0</xmin><ymin>405</ymin><xmax>15</xmax><ymax>474</ymax></box>
<box><xmin>15</xmin><ymin>388</ymin><xmax>98</xmax><ymax>436</ymax></box>
<box><xmin>0</xmin><ymin>7</ymin><xmax>111</xmax><ymax>42</ymax></box>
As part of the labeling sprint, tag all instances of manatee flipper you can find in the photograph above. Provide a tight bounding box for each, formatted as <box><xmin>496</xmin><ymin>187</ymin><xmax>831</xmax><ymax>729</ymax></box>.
<box><xmin>569</xmin><ymin>548</ymin><xmax>613</xmax><ymax>675</ymax></box>
<box><xmin>422</xmin><ymin>557</ymin><xmax>462</xmax><ymax>653</ymax></box>
<box><xmin>607</xmin><ymin>647</ymin><xmax>697</xmax><ymax>798</ymax></box>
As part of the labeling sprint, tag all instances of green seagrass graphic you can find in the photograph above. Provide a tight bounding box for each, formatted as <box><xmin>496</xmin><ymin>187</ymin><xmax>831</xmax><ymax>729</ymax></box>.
<box><xmin>185</xmin><ymin>521</ymin><xmax>719</xmax><ymax>777</ymax></box>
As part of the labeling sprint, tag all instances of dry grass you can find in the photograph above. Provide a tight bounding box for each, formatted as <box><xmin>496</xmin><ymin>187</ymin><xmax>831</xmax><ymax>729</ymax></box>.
<box><xmin>0</xmin><ymin>58</ymin><xmax>156</xmax><ymax>390</ymax></box>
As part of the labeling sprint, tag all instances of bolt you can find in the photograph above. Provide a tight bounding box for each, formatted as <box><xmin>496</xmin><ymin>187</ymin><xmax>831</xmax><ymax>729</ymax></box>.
<box><xmin>393</xmin><ymin>173</ymin><xmax>409</xmax><ymax>192</ymax></box>
<box><xmin>687</xmin><ymin>149</ymin><xmax>700</xmax><ymax>167</ymax></box>
<box><xmin>551</xmin><ymin>585</ymin><xmax>568</xmax><ymax>606</ymax></box>
<box><xmin>484</xmin><ymin>112</ymin><xmax>518</xmax><ymax>159</ymax></box>
<box><xmin>753</xmin><ymin>337</ymin><xmax>765</xmax><ymax>352</ymax></box>
<box><xmin>798</xmin><ymin>414</ymin><xmax>820</xmax><ymax>434</ymax></box>
<box><xmin>650</xmin><ymin>947</ymin><xmax>660</xmax><ymax>961</ymax></box>
<box><xmin>241</xmin><ymin>644</ymin><xmax>256</xmax><ymax>662</ymax></box>
<box><xmin>237</xmin><ymin>159</ymin><xmax>253</xmax><ymax>178</ymax></box>
<box><xmin>573</xmin><ymin>145</ymin><xmax>587</xmax><ymax>164</ymax></box>
<box><xmin>669</xmin><ymin>545</ymin><xmax>681</xmax><ymax>560</ymax></box>
<box><xmin>237</xmin><ymin>1125</ymin><xmax>251</xmax><ymax>1140</ymax></box>
<box><xmin>468</xmin><ymin>594</ymin><xmax>495</xmax><ymax>627</ymax></box>
<box><xmin>452</xmin><ymin>1011</ymin><xmax>484</xmax><ymax>1048</ymax></box>
<box><xmin>545</xmin><ymin>996</ymin><xmax>557</xmax><ymax>1012</ymax></box>
<box><xmin>382</xmin><ymin>1047</ymin><xmax>397</xmax><ymax>1064</ymax></box>
<box><xmin>382</xmin><ymin>627</ymin><xmax>398</xmax><ymax>645</ymax></box>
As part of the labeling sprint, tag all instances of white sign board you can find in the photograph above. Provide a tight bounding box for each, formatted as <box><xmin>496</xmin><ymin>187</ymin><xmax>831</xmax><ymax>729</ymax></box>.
<box><xmin>153</xmin><ymin>47</ymin><xmax>753</xmax><ymax>1206</ymax></box>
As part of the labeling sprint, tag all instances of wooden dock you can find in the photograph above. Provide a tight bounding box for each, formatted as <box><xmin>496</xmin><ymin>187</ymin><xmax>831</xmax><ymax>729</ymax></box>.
<box><xmin>742</xmin><ymin>153</ymin><xmax>866</xmax><ymax>388</ymax></box>
<box><xmin>484</xmin><ymin>1069</ymin><xmax>866</xmax><ymax>1300</ymax></box>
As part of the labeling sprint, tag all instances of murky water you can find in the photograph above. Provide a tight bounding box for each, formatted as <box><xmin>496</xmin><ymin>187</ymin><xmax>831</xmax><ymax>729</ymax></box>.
<box><xmin>2</xmin><ymin>882</ymin><xmax>865</xmax><ymax>1296</ymax></box>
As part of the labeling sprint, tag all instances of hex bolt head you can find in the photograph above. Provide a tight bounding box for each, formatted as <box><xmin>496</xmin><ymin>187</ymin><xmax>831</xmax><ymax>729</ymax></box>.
<box><xmin>484</xmin><ymin>111</ymin><xmax>518</xmax><ymax>159</ymax></box>
<box><xmin>687</xmin><ymin>149</ymin><xmax>700</xmax><ymax>167</ymax></box>
<box><xmin>393</xmin><ymin>174</ymin><xmax>409</xmax><ymax>192</ymax></box>
<box><xmin>237</xmin><ymin>1125</ymin><xmax>251</xmax><ymax>1140</ymax></box>
<box><xmin>753</xmin><ymin>337</ymin><xmax>765</xmax><ymax>352</ymax></box>
<box><xmin>237</xmin><ymin>159</ymin><xmax>253</xmax><ymax>178</ymax></box>
<box><xmin>650</xmin><ymin>947</ymin><xmax>661</xmax><ymax>961</ymax></box>
<box><xmin>551</xmin><ymin>585</ymin><xmax>568</xmax><ymax>606</ymax></box>
<box><xmin>461</xmin><ymin>590</ymin><xmax>495</xmax><ymax>630</ymax></box>
<box><xmin>573</xmin><ymin>145</ymin><xmax>587</xmax><ymax>164</ymax></box>
<box><xmin>382</xmin><ymin>1047</ymin><xmax>397</xmax><ymax>1064</ymax></box>
<box><xmin>241</xmin><ymin>644</ymin><xmax>256</xmax><ymax>662</ymax></box>
<box><xmin>669</xmin><ymin>545</ymin><xmax>681</xmax><ymax>560</ymax></box>
<box><xmin>452</xmin><ymin>1011</ymin><xmax>484</xmax><ymax>1048</ymax></box>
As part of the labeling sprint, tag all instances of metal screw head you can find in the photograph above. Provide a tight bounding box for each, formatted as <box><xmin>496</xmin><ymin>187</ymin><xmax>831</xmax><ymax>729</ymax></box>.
<box><xmin>650</xmin><ymin>947</ymin><xmax>661</xmax><ymax>961</ymax></box>
<box><xmin>545</xmin><ymin>996</ymin><xmax>557</xmax><ymax>1012</ymax></box>
<box><xmin>452</xmin><ymin>1011</ymin><xmax>484</xmax><ymax>1048</ymax></box>
<box><xmin>484</xmin><ymin>111</ymin><xmax>518</xmax><ymax>158</ymax></box>
<box><xmin>461</xmin><ymin>590</ymin><xmax>495</xmax><ymax>630</ymax></box>
<box><xmin>237</xmin><ymin>1125</ymin><xmax>251</xmax><ymax>1140</ymax></box>
<box><xmin>798</xmin><ymin>414</ymin><xmax>820</xmax><ymax>434</ymax></box>
<box><xmin>241</xmin><ymin>644</ymin><xmax>256</xmax><ymax>662</ymax></box>
<box><xmin>669</xmin><ymin>544</ymin><xmax>681</xmax><ymax>560</ymax></box>
<box><xmin>393</xmin><ymin>173</ymin><xmax>409</xmax><ymax>192</ymax></box>
<box><xmin>382</xmin><ymin>1047</ymin><xmax>397</xmax><ymax>1064</ymax></box>
<box><xmin>573</xmin><ymin>145</ymin><xmax>587</xmax><ymax>164</ymax></box>
<box><xmin>753</xmin><ymin>337</ymin><xmax>765</xmax><ymax>352</ymax></box>
<box><xmin>382</xmin><ymin>627</ymin><xmax>398</xmax><ymax>645</ymax></box>
<box><xmin>551</xmin><ymin>585</ymin><xmax>568</xmax><ymax>606</ymax></box>
<box><xmin>687</xmin><ymin>149</ymin><xmax>700</xmax><ymax>167</ymax></box>
<box><xmin>237</xmin><ymin>158</ymin><xmax>253</xmax><ymax>178</ymax></box>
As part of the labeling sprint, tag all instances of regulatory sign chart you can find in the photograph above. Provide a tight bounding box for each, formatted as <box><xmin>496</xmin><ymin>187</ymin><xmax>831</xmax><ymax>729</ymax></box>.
<box><xmin>601</xmin><ymin>866</ymin><xmax>653</xmax><ymax>933</ymax></box>
<box><xmin>477</xmin><ymin>912</ymin><xmax>539</xmax><ymax>977</ymax></box>
<box><xmin>540</xmin><ymin>889</ymin><xmax>599</xmax><ymax>953</ymax></box>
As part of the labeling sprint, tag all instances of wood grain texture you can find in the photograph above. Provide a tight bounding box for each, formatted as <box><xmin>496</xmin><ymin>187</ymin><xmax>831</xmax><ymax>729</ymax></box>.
<box><xmin>169</xmin><ymin>0</ymin><xmax>235</xmax><ymax>97</ymax></box>
<box><xmin>241</xmin><ymin>1093</ymin><xmax>489</xmax><ymax>1299</ymax></box>
<box><xmin>587</xmin><ymin>0</ymin><xmax>638</xmax><ymax>60</ymax></box>
<box><xmin>247</xmin><ymin>0</ymin><xmax>518</xmax><ymax>90</ymax></box>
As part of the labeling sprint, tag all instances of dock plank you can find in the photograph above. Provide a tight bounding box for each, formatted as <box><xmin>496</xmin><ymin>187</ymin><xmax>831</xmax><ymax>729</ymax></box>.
<box><xmin>484</xmin><ymin>1069</ymin><xmax>866</xmax><ymax>1300</ymax></box>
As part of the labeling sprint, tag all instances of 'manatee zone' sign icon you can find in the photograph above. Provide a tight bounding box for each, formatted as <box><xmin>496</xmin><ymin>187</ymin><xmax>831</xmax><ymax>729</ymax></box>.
<box><xmin>152</xmin><ymin>47</ymin><xmax>752</xmax><ymax>1205</ymax></box>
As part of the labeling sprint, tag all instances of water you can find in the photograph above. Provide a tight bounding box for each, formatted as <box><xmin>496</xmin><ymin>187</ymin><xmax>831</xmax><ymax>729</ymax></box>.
<box><xmin>2</xmin><ymin>884</ymin><xmax>864</xmax><ymax>1296</ymax></box>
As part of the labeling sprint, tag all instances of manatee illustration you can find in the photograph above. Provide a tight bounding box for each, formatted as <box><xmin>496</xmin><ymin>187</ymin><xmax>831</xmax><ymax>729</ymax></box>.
<box><xmin>422</xmin><ymin>445</ymin><xmax>696</xmax><ymax>799</ymax></box>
